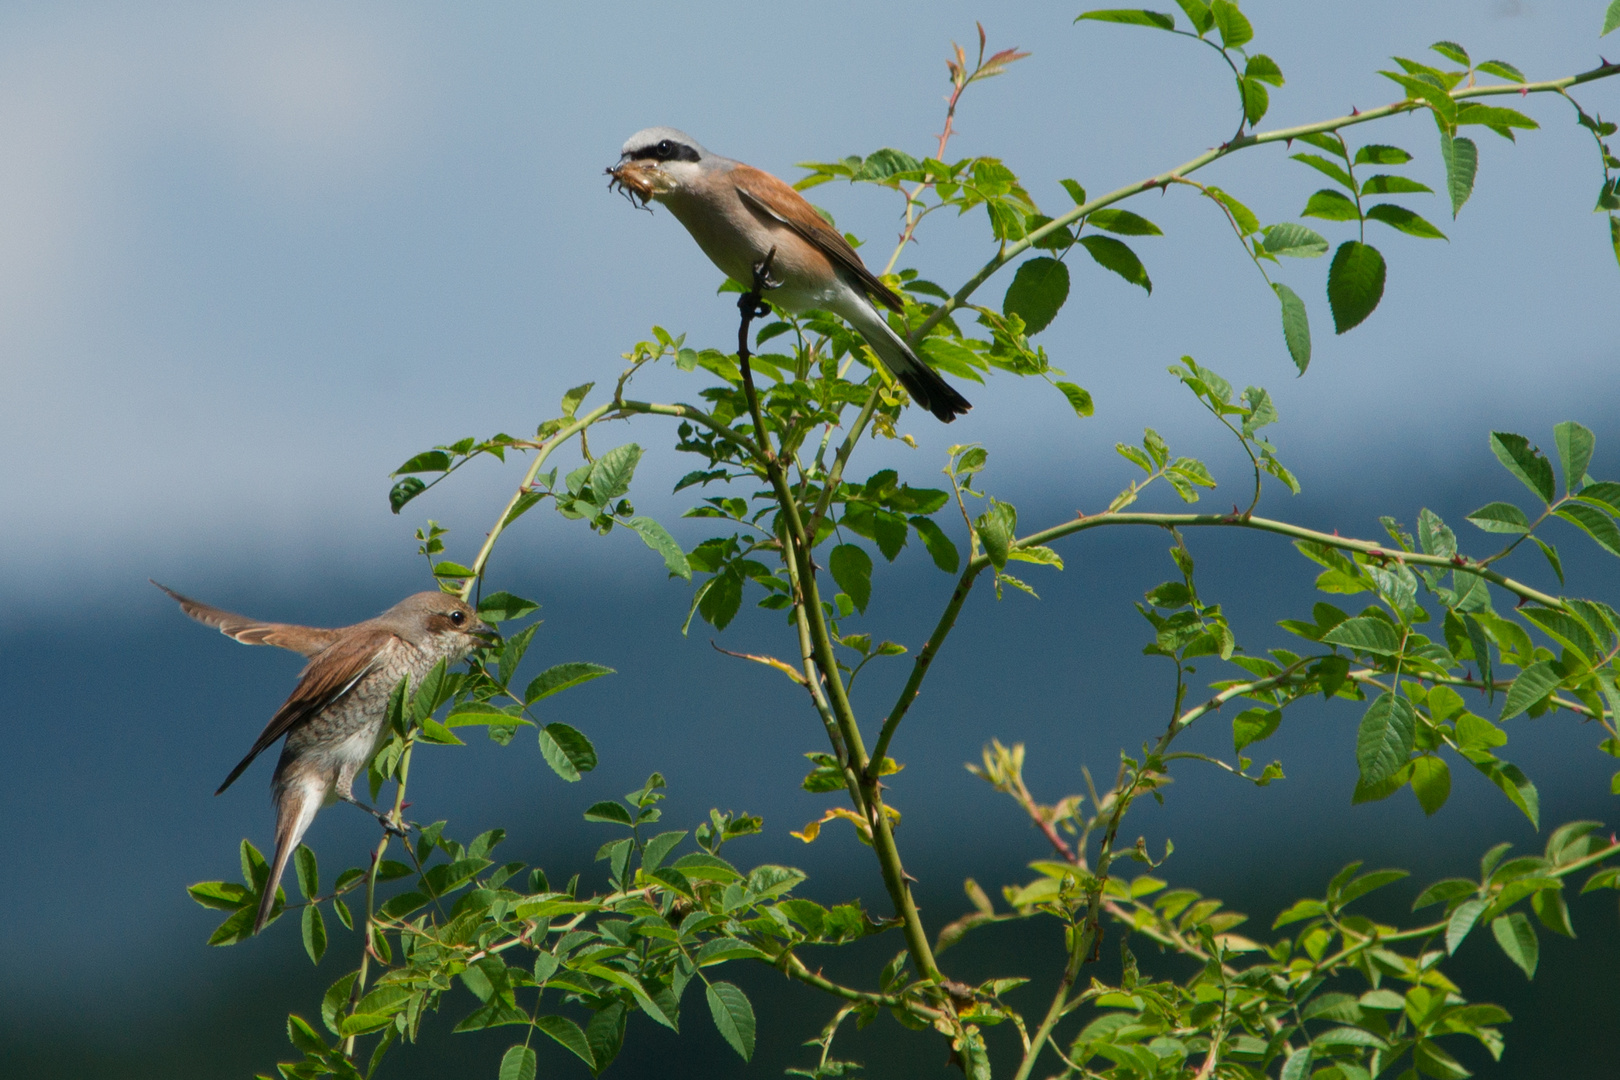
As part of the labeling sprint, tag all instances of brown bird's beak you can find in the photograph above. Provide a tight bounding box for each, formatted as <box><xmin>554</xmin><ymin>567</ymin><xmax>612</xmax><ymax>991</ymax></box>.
<box><xmin>468</xmin><ymin>619</ymin><xmax>500</xmax><ymax>645</ymax></box>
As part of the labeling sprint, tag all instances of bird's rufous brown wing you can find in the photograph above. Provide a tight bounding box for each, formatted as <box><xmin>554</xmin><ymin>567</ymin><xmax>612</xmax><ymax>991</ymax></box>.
<box><xmin>732</xmin><ymin>167</ymin><xmax>906</xmax><ymax>313</ymax></box>
<box><xmin>152</xmin><ymin>581</ymin><xmax>341</xmax><ymax>658</ymax></box>
<box><xmin>215</xmin><ymin>628</ymin><xmax>401</xmax><ymax>795</ymax></box>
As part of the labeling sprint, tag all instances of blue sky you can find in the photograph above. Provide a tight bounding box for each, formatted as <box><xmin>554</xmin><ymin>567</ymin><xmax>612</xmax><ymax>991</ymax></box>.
<box><xmin>0</xmin><ymin>0</ymin><xmax>1615</xmax><ymax>615</ymax></box>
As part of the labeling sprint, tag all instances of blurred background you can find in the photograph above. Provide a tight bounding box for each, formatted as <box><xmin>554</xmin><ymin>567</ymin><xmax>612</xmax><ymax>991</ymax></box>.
<box><xmin>2</xmin><ymin>1</ymin><xmax>1617</xmax><ymax>1076</ymax></box>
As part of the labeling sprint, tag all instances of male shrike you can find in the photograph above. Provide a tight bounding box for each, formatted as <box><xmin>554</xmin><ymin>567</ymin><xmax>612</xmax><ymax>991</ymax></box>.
<box><xmin>610</xmin><ymin>127</ymin><xmax>971</xmax><ymax>422</ymax></box>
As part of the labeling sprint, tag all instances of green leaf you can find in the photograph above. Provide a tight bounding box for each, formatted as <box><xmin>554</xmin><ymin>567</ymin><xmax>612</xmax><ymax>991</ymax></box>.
<box><xmin>1086</xmin><ymin>208</ymin><xmax>1163</xmax><ymax>235</ymax></box>
<box><xmin>829</xmin><ymin>544</ymin><xmax>874</xmax><ymax>614</ymax></box>
<box><xmin>1327</xmin><ymin>241</ymin><xmax>1386</xmax><ymax>334</ymax></box>
<box><xmin>1272</xmin><ymin>283</ymin><xmax>1311</xmax><ymax>374</ymax></box>
<box><xmin>1078</xmin><ymin>235</ymin><xmax>1151</xmax><ymax>293</ymax></box>
<box><xmin>539</xmin><ymin>722</ymin><xmax>597</xmax><ymax>782</ymax></box>
<box><xmin>1532</xmin><ymin>885</ymin><xmax>1575</xmax><ymax>937</ymax></box>
<box><xmin>588</xmin><ymin>443</ymin><xmax>644</xmax><ymax>505</ymax></box>
<box><xmin>1245</xmin><ymin>53</ymin><xmax>1284</xmax><ymax>86</ymax></box>
<box><xmin>1233</xmin><ymin>707</ymin><xmax>1281</xmax><ymax>752</ymax></box>
<box><xmin>910</xmin><ymin>516</ymin><xmax>960</xmax><ymax>573</ymax></box>
<box><xmin>1411</xmin><ymin>755</ymin><xmax>1451</xmax><ymax>815</ymax></box>
<box><xmin>1076</xmin><ymin>9</ymin><xmax>1176</xmax><ymax>30</ymax></box>
<box><xmin>1490</xmin><ymin>431</ymin><xmax>1555</xmax><ymax>503</ymax></box>
<box><xmin>1302</xmin><ymin>188</ymin><xmax>1360</xmax><ymax>221</ymax></box>
<box><xmin>1173</xmin><ymin>0</ymin><xmax>1214</xmax><ymax>34</ymax></box>
<box><xmin>641</xmin><ymin>830</ymin><xmax>687</xmax><ymax>872</ymax></box>
<box><xmin>1553</xmin><ymin>421</ymin><xmax>1596</xmax><ymax>496</ymax></box>
<box><xmin>525</xmin><ymin>662</ymin><xmax>614</xmax><ymax>705</ymax></box>
<box><xmin>395</xmin><ymin>450</ymin><xmax>451</xmax><ymax>475</ymax></box>
<box><xmin>1353</xmin><ymin>144</ymin><xmax>1414</xmax><ymax>166</ymax></box>
<box><xmin>1447</xmin><ymin>897</ymin><xmax>1488</xmax><ymax>953</ymax></box>
<box><xmin>1357</xmin><ymin>692</ymin><xmax>1417</xmax><ymax>786</ymax></box>
<box><xmin>535</xmin><ymin>1015</ymin><xmax>596</xmax><ymax>1069</ymax></box>
<box><xmin>1261</xmin><ymin>223</ymin><xmax>1330</xmax><ymax>257</ymax></box>
<box><xmin>627</xmin><ymin>517</ymin><xmax>692</xmax><ymax>580</ymax></box>
<box><xmin>302</xmin><ymin>905</ymin><xmax>327</xmax><ymax>965</ymax></box>
<box><xmin>1002</xmin><ymin>257</ymin><xmax>1070</xmax><ymax>335</ymax></box>
<box><xmin>1501</xmin><ymin>660</ymin><xmax>1560</xmax><ymax>720</ymax></box>
<box><xmin>584</xmin><ymin>801</ymin><xmax>633</xmax><ymax>825</ymax></box>
<box><xmin>1205</xmin><ymin>186</ymin><xmax>1259</xmax><ymax>234</ymax></box>
<box><xmin>389</xmin><ymin>476</ymin><xmax>426</xmax><ymax>514</ymax></box>
<box><xmin>1606</xmin><ymin>0</ymin><xmax>1620</xmax><ymax>36</ymax></box>
<box><xmin>1360</xmin><ymin>174</ymin><xmax>1434</xmax><ymax>195</ymax></box>
<box><xmin>1470</xmin><ymin>756</ymin><xmax>1540</xmax><ymax>827</ymax></box>
<box><xmin>1429</xmin><ymin>40</ymin><xmax>1469</xmax><ymax>66</ymax></box>
<box><xmin>1322</xmin><ymin>616</ymin><xmax>1403</xmax><ymax>655</ymax></box>
<box><xmin>477</xmin><ymin>592</ymin><xmax>540</xmax><ymax>623</ymax></box>
<box><xmin>1054</xmin><ymin>381</ymin><xmax>1094</xmax><ymax>418</ymax></box>
<box><xmin>705</xmin><ymin>981</ymin><xmax>756</xmax><ymax>1061</ymax></box>
<box><xmin>1241</xmin><ymin>77</ymin><xmax>1269</xmax><ymax>125</ymax></box>
<box><xmin>1365</xmin><ymin>203</ymin><xmax>1447</xmax><ymax>240</ymax></box>
<box><xmin>499</xmin><ymin>1044</ymin><xmax>537</xmax><ymax>1080</ymax></box>
<box><xmin>295</xmin><ymin>845</ymin><xmax>319</xmax><ymax>900</ymax></box>
<box><xmin>975</xmin><ymin>499</ymin><xmax>1017</xmax><ymax>570</ymax></box>
<box><xmin>1209</xmin><ymin>0</ymin><xmax>1252</xmax><ymax>47</ymax></box>
<box><xmin>1465</xmin><ymin>500</ymin><xmax>1531</xmax><ymax>533</ymax></box>
<box><xmin>1280</xmin><ymin>1047</ymin><xmax>1313</xmax><ymax>1080</ymax></box>
<box><xmin>1557</xmin><ymin>503</ymin><xmax>1620</xmax><ymax>557</ymax></box>
<box><xmin>1491</xmin><ymin>912</ymin><xmax>1539</xmax><ymax>978</ymax></box>
<box><xmin>1530</xmin><ymin>536</ymin><xmax>1565</xmax><ymax>586</ymax></box>
<box><xmin>1291</xmin><ymin>153</ymin><xmax>1358</xmax><ymax>193</ymax></box>
<box><xmin>1477</xmin><ymin>58</ymin><xmax>1525</xmax><ymax>81</ymax></box>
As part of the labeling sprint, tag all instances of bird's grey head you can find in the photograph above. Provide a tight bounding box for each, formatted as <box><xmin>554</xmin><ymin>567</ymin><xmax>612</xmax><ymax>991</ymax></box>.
<box><xmin>619</xmin><ymin>127</ymin><xmax>707</xmax><ymax>165</ymax></box>
<box><xmin>385</xmin><ymin>592</ymin><xmax>496</xmax><ymax>653</ymax></box>
<box><xmin>612</xmin><ymin>127</ymin><xmax>718</xmax><ymax>199</ymax></box>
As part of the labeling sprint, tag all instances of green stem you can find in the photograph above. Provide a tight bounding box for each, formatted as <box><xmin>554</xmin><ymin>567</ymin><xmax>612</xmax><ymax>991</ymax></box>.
<box><xmin>342</xmin><ymin>733</ymin><xmax>416</xmax><ymax>1059</ymax></box>
<box><xmin>870</xmin><ymin>559</ymin><xmax>989</xmax><ymax>773</ymax></box>
<box><xmin>911</xmin><ymin>62</ymin><xmax>1620</xmax><ymax>339</ymax></box>
<box><xmin>990</xmin><ymin>511</ymin><xmax>1566</xmax><ymax>610</ymax></box>
<box><xmin>458</xmin><ymin>402</ymin><xmax>618</xmax><ymax>600</ymax></box>
<box><xmin>806</xmin><ymin>386</ymin><xmax>883</xmax><ymax>540</ymax></box>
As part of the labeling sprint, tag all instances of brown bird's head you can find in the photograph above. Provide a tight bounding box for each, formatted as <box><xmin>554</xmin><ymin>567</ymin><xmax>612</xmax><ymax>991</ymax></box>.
<box><xmin>608</xmin><ymin>127</ymin><xmax>707</xmax><ymax>206</ymax></box>
<box><xmin>385</xmin><ymin>592</ymin><xmax>498</xmax><ymax>658</ymax></box>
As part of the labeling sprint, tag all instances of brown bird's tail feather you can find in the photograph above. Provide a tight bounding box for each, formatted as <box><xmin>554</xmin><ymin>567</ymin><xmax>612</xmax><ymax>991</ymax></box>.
<box><xmin>255</xmin><ymin>776</ymin><xmax>325</xmax><ymax>934</ymax></box>
<box><xmin>842</xmin><ymin>302</ymin><xmax>972</xmax><ymax>423</ymax></box>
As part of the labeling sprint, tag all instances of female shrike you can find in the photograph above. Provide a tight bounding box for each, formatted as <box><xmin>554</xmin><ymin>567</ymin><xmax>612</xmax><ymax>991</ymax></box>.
<box><xmin>610</xmin><ymin>127</ymin><xmax>971</xmax><ymax>423</ymax></box>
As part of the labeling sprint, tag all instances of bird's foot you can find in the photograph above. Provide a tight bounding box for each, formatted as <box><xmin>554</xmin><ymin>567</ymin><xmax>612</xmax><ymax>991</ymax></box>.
<box><xmin>339</xmin><ymin>793</ymin><xmax>414</xmax><ymax>838</ymax></box>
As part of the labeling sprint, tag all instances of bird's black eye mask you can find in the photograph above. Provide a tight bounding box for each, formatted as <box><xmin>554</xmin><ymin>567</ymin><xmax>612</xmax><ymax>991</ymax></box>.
<box><xmin>628</xmin><ymin>139</ymin><xmax>700</xmax><ymax>164</ymax></box>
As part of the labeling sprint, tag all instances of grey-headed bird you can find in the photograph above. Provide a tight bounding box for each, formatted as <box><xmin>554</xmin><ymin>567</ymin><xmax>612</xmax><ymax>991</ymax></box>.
<box><xmin>609</xmin><ymin>127</ymin><xmax>971</xmax><ymax>423</ymax></box>
<box><xmin>154</xmin><ymin>583</ymin><xmax>493</xmax><ymax>934</ymax></box>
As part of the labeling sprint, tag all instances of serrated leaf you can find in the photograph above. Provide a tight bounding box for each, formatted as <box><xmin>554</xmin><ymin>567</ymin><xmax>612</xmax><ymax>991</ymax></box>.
<box><xmin>1365</xmin><ymin>203</ymin><xmax>1447</xmax><ymax>240</ymax></box>
<box><xmin>1078</xmin><ymin>234</ymin><xmax>1151</xmax><ymax>293</ymax></box>
<box><xmin>1054</xmin><ymin>380</ymin><xmax>1094</xmax><ymax>417</ymax></box>
<box><xmin>539</xmin><ymin>722</ymin><xmax>597</xmax><ymax>781</ymax></box>
<box><xmin>499</xmin><ymin>1044</ymin><xmax>537</xmax><ymax>1080</ymax></box>
<box><xmin>1272</xmin><ymin>282</ymin><xmax>1311</xmax><ymax>373</ymax></box>
<box><xmin>1322</xmin><ymin>616</ymin><xmax>1403</xmax><ymax>655</ymax></box>
<box><xmin>706</xmin><ymin>981</ymin><xmax>756</xmax><ymax>1061</ymax></box>
<box><xmin>1605</xmin><ymin>0</ymin><xmax>1620</xmax><ymax>36</ymax></box>
<box><xmin>1357</xmin><ymin>692</ymin><xmax>1417</xmax><ymax>786</ymax></box>
<box><xmin>1557</xmin><ymin>503</ymin><xmax>1620</xmax><ymax>557</ymax></box>
<box><xmin>1002</xmin><ymin>257</ymin><xmax>1070</xmax><ymax>335</ymax></box>
<box><xmin>1262</xmin><ymin>223</ymin><xmax>1330</xmax><ymax>257</ymax></box>
<box><xmin>1302</xmin><ymin>188</ymin><xmax>1361</xmax><ymax>221</ymax></box>
<box><xmin>1087</xmin><ymin>208</ymin><xmax>1162</xmax><ymax>235</ymax></box>
<box><xmin>628</xmin><ymin>517</ymin><xmax>691</xmax><ymax>580</ymax></box>
<box><xmin>1465</xmin><ymin>501</ymin><xmax>1531</xmax><ymax>533</ymax></box>
<box><xmin>1492</xmin><ymin>912</ymin><xmax>1539</xmax><ymax>977</ymax></box>
<box><xmin>1327</xmin><ymin>241</ymin><xmax>1385</xmax><ymax>333</ymax></box>
<box><xmin>389</xmin><ymin>477</ymin><xmax>427</xmax><ymax>514</ymax></box>
<box><xmin>1501</xmin><ymin>660</ymin><xmax>1561</xmax><ymax>720</ymax></box>
<box><xmin>535</xmin><ymin>1015</ymin><xmax>596</xmax><ymax>1069</ymax></box>
<box><xmin>302</xmin><ymin>905</ymin><xmax>327</xmax><ymax>964</ymax></box>
<box><xmin>526</xmin><ymin>662</ymin><xmax>614</xmax><ymax>705</ymax></box>
<box><xmin>1447</xmin><ymin>898</ymin><xmax>1490</xmax><ymax>953</ymax></box>
<box><xmin>477</xmin><ymin>591</ymin><xmax>539</xmax><ymax>622</ymax></box>
<box><xmin>1553</xmin><ymin>421</ymin><xmax>1595</xmax><ymax>497</ymax></box>
<box><xmin>1490</xmin><ymin>431</ymin><xmax>1556</xmax><ymax>502</ymax></box>
<box><xmin>910</xmin><ymin>516</ymin><xmax>960</xmax><ymax>573</ymax></box>
<box><xmin>1076</xmin><ymin>9</ymin><xmax>1177</xmax><ymax>31</ymax></box>
<box><xmin>1209</xmin><ymin>0</ymin><xmax>1252</xmax><ymax>48</ymax></box>
<box><xmin>1411</xmin><ymin>755</ymin><xmax>1451</xmax><ymax>815</ymax></box>
<box><xmin>829</xmin><ymin>544</ymin><xmax>873</xmax><ymax>614</ymax></box>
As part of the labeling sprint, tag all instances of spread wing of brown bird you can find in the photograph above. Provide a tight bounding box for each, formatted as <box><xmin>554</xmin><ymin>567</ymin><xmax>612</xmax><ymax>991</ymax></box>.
<box><xmin>213</xmin><ymin>629</ymin><xmax>398</xmax><ymax>795</ymax></box>
<box><xmin>150</xmin><ymin>581</ymin><xmax>341</xmax><ymax>657</ymax></box>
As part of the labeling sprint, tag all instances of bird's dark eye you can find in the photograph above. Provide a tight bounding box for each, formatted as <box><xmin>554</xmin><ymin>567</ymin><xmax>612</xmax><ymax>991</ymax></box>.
<box><xmin>656</xmin><ymin>140</ymin><xmax>672</xmax><ymax>158</ymax></box>
<box><xmin>449</xmin><ymin>610</ymin><xmax>465</xmax><ymax>626</ymax></box>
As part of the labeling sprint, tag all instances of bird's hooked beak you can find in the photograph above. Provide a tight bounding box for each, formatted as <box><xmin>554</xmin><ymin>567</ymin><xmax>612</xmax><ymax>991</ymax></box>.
<box><xmin>467</xmin><ymin>617</ymin><xmax>500</xmax><ymax>646</ymax></box>
<box><xmin>606</xmin><ymin>158</ymin><xmax>670</xmax><ymax>206</ymax></box>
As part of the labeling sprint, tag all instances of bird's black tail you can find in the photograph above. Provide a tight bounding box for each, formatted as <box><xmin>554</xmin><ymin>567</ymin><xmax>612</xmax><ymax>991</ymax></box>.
<box><xmin>845</xmin><ymin>303</ymin><xmax>972</xmax><ymax>422</ymax></box>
